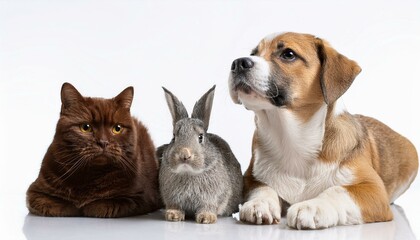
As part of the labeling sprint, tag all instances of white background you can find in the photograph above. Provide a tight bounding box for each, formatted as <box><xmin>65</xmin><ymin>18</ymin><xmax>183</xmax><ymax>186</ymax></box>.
<box><xmin>1</xmin><ymin>0</ymin><xmax>419</xmax><ymax>239</ymax></box>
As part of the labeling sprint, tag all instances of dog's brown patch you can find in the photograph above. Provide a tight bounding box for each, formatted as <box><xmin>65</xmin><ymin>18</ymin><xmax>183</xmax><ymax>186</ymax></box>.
<box><xmin>243</xmin><ymin>132</ymin><xmax>267</xmax><ymax>200</ymax></box>
<box><xmin>260</xmin><ymin>33</ymin><xmax>325</xmax><ymax>118</ymax></box>
<box><xmin>319</xmin><ymin>110</ymin><xmax>365</xmax><ymax>163</ymax></box>
<box><xmin>343</xmin><ymin>139</ymin><xmax>393</xmax><ymax>223</ymax></box>
<box><xmin>356</xmin><ymin>115</ymin><xmax>419</xmax><ymax>200</ymax></box>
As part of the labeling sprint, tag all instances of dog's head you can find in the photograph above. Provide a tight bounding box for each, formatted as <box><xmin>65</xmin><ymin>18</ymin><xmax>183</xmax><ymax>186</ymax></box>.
<box><xmin>229</xmin><ymin>32</ymin><xmax>361</xmax><ymax>111</ymax></box>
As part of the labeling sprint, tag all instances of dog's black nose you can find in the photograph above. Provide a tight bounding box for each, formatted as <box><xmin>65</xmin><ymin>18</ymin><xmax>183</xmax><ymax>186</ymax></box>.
<box><xmin>231</xmin><ymin>57</ymin><xmax>254</xmax><ymax>72</ymax></box>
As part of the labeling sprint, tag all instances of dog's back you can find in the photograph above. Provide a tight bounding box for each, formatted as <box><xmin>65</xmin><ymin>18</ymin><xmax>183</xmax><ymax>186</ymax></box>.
<box><xmin>356</xmin><ymin>115</ymin><xmax>418</xmax><ymax>203</ymax></box>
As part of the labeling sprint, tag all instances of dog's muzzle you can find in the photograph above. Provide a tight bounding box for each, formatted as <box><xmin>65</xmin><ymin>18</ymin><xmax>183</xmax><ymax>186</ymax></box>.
<box><xmin>229</xmin><ymin>57</ymin><xmax>289</xmax><ymax>108</ymax></box>
<box><xmin>229</xmin><ymin>57</ymin><xmax>254</xmax><ymax>94</ymax></box>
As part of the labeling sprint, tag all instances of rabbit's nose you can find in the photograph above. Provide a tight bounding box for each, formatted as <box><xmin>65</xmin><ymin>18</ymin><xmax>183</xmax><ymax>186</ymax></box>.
<box><xmin>180</xmin><ymin>148</ymin><xmax>192</xmax><ymax>162</ymax></box>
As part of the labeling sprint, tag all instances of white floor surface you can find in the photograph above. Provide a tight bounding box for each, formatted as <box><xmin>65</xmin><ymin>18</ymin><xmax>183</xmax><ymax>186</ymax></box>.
<box><xmin>1</xmin><ymin>190</ymin><xmax>418</xmax><ymax>240</ymax></box>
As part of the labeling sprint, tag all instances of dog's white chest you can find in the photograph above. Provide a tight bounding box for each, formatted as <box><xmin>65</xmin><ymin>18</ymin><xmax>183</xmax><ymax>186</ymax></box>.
<box><xmin>253</xmin><ymin>149</ymin><xmax>354</xmax><ymax>204</ymax></box>
<box><xmin>252</xmin><ymin>106</ymin><xmax>353</xmax><ymax>204</ymax></box>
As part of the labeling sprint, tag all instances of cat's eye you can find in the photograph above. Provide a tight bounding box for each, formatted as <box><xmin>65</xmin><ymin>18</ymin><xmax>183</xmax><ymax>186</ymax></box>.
<box><xmin>80</xmin><ymin>123</ymin><xmax>92</xmax><ymax>133</ymax></box>
<box><xmin>112</xmin><ymin>124</ymin><xmax>123</xmax><ymax>134</ymax></box>
<box><xmin>198</xmin><ymin>134</ymin><xmax>204</xmax><ymax>143</ymax></box>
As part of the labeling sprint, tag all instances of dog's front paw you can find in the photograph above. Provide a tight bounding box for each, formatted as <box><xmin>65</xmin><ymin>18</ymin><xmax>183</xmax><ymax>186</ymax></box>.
<box><xmin>165</xmin><ymin>209</ymin><xmax>185</xmax><ymax>222</ymax></box>
<box><xmin>287</xmin><ymin>199</ymin><xmax>338</xmax><ymax>230</ymax></box>
<box><xmin>240</xmin><ymin>198</ymin><xmax>281</xmax><ymax>225</ymax></box>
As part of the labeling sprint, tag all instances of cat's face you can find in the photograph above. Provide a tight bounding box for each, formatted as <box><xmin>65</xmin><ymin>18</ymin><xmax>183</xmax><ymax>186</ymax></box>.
<box><xmin>54</xmin><ymin>83</ymin><xmax>137</xmax><ymax>170</ymax></box>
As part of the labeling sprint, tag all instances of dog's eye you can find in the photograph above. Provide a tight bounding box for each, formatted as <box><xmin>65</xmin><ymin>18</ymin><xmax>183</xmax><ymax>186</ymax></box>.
<box><xmin>280</xmin><ymin>49</ymin><xmax>296</xmax><ymax>61</ymax></box>
<box><xmin>198</xmin><ymin>134</ymin><xmax>204</xmax><ymax>143</ymax></box>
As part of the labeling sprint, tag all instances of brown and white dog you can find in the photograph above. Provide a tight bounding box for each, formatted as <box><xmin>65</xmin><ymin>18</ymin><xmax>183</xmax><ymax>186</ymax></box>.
<box><xmin>228</xmin><ymin>32</ymin><xmax>418</xmax><ymax>229</ymax></box>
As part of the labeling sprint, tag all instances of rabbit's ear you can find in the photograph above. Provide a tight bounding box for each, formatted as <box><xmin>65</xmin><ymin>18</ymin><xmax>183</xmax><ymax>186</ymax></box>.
<box><xmin>163</xmin><ymin>87</ymin><xmax>189</xmax><ymax>127</ymax></box>
<box><xmin>191</xmin><ymin>85</ymin><xmax>216</xmax><ymax>131</ymax></box>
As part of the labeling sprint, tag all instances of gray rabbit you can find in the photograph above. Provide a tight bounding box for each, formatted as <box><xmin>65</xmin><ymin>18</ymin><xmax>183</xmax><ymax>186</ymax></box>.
<box><xmin>158</xmin><ymin>85</ymin><xmax>243</xmax><ymax>224</ymax></box>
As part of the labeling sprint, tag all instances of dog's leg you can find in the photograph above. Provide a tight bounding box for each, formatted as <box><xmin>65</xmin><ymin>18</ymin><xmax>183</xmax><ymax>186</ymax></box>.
<box><xmin>287</xmin><ymin>177</ymin><xmax>392</xmax><ymax>229</ymax></box>
<box><xmin>240</xmin><ymin>132</ymin><xmax>282</xmax><ymax>225</ymax></box>
<box><xmin>344</xmin><ymin>174</ymin><xmax>393</xmax><ymax>223</ymax></box>
<box><xmin>239</xmin><ymin>157</ymin><xmax>281</xmax><ymax>225</ymax></box>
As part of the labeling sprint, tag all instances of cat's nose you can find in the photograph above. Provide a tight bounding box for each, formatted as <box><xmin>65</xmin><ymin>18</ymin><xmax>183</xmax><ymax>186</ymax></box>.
<box><xmin>179</xmin><ymin>148</ymin><xmax>192</xmax><ymax>162</ymax></box>
<box><xmin>98</xmin><ymin>140</ymin><xmax>109</xmax><ymax>149</ymax></box>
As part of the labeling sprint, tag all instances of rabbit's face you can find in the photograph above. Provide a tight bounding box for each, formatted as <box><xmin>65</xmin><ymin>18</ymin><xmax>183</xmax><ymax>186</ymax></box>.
<box><xmin>164</xmin><ymin>119</ymin><xmax>207</xmax><ymax>174</ymax></box>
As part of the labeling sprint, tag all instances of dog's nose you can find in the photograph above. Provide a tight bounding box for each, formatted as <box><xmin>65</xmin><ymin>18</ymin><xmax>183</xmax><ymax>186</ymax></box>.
<box><xmin>231</xmin><ymin>57</ymin><xmax>254</xmax><ymax>72</ymax></box>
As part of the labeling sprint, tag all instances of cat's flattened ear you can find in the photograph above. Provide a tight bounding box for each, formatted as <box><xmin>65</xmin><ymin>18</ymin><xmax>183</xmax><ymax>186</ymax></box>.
<box><xmin>114</xmin><ymin>86</ymin><xmax>134</xmax><ymax>109</ymax></box>
<box><xmin>162</xmin><ymin>87</ymin><xmax>188</xmax><ymax>128</ymax></box>
<box><xmin>61</xmin><ymin>82</ymin><xmax>84</xmax><ymax>110</ymax></box>
<box><xmin>191</xmin><ymin>85</ymin><xmax>215</xmax><ymax>131</ymax></box>
<box><xmin>316</xmin><ymin>38</ymin><xmax>361</xmax><ymax>105</ymax></box>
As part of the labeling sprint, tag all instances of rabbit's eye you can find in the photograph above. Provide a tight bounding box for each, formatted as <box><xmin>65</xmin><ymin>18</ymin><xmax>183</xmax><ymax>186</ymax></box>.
<box><xmin>198</xmin><ymin>134</ymin><xmax>204</xmax><ymax>143</ymax></box>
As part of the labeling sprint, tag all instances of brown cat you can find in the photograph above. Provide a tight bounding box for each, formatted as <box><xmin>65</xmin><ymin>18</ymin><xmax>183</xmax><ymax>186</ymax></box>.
<box><xmin>26</xmin><ymin>82</ymin><xmax>161</xmax><ymax>217</ymax></box>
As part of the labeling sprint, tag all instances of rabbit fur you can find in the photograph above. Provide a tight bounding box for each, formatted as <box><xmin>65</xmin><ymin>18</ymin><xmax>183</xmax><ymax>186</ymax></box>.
<box><xmin>158</xmin><ymin>85</ymin><xmax>243</xmax><ymax>224</ymax></box>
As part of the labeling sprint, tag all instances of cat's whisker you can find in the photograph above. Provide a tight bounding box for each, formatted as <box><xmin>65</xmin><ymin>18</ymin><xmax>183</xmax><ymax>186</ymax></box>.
<box><xmin>54</xmin><ymin>153</ymin><xmax>80</xmax><ymax>165</ymax></box>
<box><xmin>55</xmin><ymin>162</ymin><xmax>81</xmax><ymax>183</ymax></box>
<box><xmin>55</xmin><ymin>148</ymin><xmax>94</xmax><ymax>165</ymax></box>
<box><xmin>119</xmin><ymin>161</ymin><xmax>133</xmax><ymax>176</ymax></box>
<box><xmin>55</xmin><ymin>154</ymin><xmax>90</xmax><ymax>182</ymax></box>
<box><xmin>117</xmin><ymin>157</ymin><xmax>134</xmax><ymax>173</ymax></box>
<box><xmin>55</xmin><ymin>145</ymin><xmax>85</xmax><ymax>152</ymax></box>
<box><xmin>54</xmin><ymin>151</ymin><xmax>85</xmax><ymax>166</ymax></box>
<box><xmin>104</xmin><ymin>146</ymin><xmax>137</xmax><ymax>174</ymax></box>
<box><xmin>119</xmin><ymin>155</ymin><xmax>137</xmax><ymax>175</ymax></box>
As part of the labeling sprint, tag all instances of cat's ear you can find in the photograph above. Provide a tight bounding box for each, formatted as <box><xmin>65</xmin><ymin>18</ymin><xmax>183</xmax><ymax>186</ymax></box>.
<box><xmin>114</xmin><ymin>86</ymin><xmax>134</xmax><ymax>109</ymax></box>
<box><xmin>61</xmin><ymin>82</ymin><xmax>84</xmax><ymax>110</ymax></box>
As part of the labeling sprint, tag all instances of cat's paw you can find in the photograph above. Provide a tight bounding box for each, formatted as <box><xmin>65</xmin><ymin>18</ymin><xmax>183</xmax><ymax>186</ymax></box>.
<box><xmin>287</xmin><ymin>199</ymin><xmax>338</xmax><ymax>230</ymax></box>
<box><xmin>240</xmin><ymin>198</ymin><xmax>281</xmax><ymax>225</ymax></box>
<box><xmin>165</xmin><ymin>209</ymin><xmax>185</xmax><ymax>222</ymax></box>
<box><xmin>82</xmin><ymin>198</ymin><xmax>137</xmax><ymax>218</ymax></box>
<box><xmin>196</xmin><ymin>211</ymin><xmax>217</xmax><ymax>224</ymax></box>
<box><xmin>27</xmin><ymin>191</ymin><xmax>80</xmax><ymax>217</ymax></box>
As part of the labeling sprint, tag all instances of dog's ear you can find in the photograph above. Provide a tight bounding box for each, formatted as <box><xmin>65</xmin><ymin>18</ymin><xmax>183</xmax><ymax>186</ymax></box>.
<box><xmin>316</xmin><ymin>39</ymin><xmax>361</xmax><ymax>105</ymax></box>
